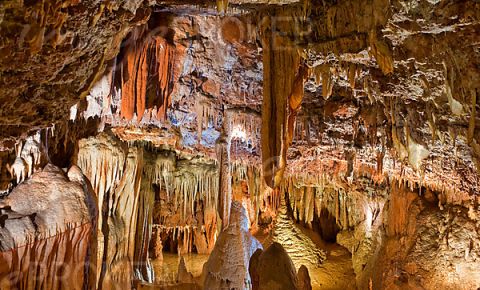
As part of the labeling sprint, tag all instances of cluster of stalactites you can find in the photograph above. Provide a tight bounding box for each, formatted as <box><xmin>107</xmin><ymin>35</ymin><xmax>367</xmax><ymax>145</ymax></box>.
<box><xmin>228</xmin><ymin>111</ymin><xmax>261</xmax><ymax>147</ymax></box>
<box><xmin>2</xmin><ymin>128</ymin><xmax>53</xmax><ymax>195</ymax></box>
<box><xmin>281</xmin><ymin>174</ymin><xmax>384</xmax><ymax>232</ymax></box>
<box><xmin>310</xmin><ymin>61</ymin><xmax>361</xmax><ymax>100</ymax></box>
<box><xmin>231</xmin><ymin>161</ymin><xmax>261</xmax><ymax>199</ymax></box>
<box><xmin>76</xmin><ymin>135</ymin><xmax>126</xmax><ymax>201</ymax></box>
<box><xmin>172</xmin><ymin>168</ymin><xmax>219</xmax><ymax>223</ymax></box>
<box><xmin>117</xmin><ymin>31</ymin><xmax>176</xmax><ymax>122</ymax></box>
<box><xmin>143</xmin><ymin>153</ymin><xmax>176</xmax><ymax>195</ymax></box>
<box><xmin>389</xmin><ymin>97</ymin><xmax>430</xmax><ymax>171</ymax></box>
<box><xmin>152</xmin><ymin>224</ymin><xmax>197</xmax><ymax>255</ymax></box>
<box><xmin>142</xmin><ymin>149</ymin><xmax>221</xmax><ymax>227</ymax></box>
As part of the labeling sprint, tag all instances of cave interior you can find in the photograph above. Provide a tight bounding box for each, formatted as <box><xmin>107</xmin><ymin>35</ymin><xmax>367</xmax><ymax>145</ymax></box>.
<box><xmin>0</xmin><ymin>0</ymin><xmax>479</xmax><ymax>289</ymax></box>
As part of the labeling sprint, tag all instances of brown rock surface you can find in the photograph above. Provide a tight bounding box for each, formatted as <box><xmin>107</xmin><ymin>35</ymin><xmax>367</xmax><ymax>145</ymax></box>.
<box><xmin>0</xmin><ymin>1</ymin><xmax>479</xmax><ymax>289</ymax></box>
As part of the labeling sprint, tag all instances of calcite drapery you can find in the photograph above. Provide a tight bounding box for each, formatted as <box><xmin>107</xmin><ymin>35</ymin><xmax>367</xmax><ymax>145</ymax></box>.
<box><xmin>119</xmin><ymin>29</ymin><xmax>176</xmax><ymax>121</ymax></box>
<box><xmin>77</xmin><ymin>133</ymin><xmax>154</xmax><ymax>288</ymax></box>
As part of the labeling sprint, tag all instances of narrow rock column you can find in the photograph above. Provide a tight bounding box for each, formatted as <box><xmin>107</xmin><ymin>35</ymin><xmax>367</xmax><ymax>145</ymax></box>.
<box><xmin>216</xmin><ymin>110</ymin><xmax>232</xmax><ymax>229</ymax></box>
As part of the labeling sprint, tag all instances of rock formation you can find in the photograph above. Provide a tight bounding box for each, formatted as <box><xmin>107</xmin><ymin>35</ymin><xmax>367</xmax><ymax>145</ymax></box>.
<box><xmin>201</xmin><ymin>201</ymin><xmax>262</xmax><ymax>289</ymax></box>
<box><xmin>0</xmin><ymin>0</ymin><xmax>479</xmax><ymax>289</ymax></box>
<box><xmin>0</xmin><ymin>163</ymin><xmax>97</xmax><ymax>289</ymax></box>
<box><xmin>249</xmin><ymin>242</ymin><xmax>314</xmax><ymax>290</ymax></box>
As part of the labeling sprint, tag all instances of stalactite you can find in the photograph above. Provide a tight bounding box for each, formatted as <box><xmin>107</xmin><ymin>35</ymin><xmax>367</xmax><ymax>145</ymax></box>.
<box><xmin>260</xmin><ymin>15</ymin><xmax>301</xmax><ymax>189</ymax></box>
<box><xmin>287</xmin><ymin>64</ymin><xmax>309</xmax><ymax>148</ymax></box>
<box><xmin>443</xmin><ymin>61</ymin><xmax>464</xmax><ymax>116</ymax></box>
<box><xmin>390</xmin><ymin>98</ymin><xmax>408</xmax><ymax>161</ymax></box>
<box><xmin>321</xmin><ymin>65</ymin><xmax>334</xmax><ymax>100</ymax></box>
<box><xmin>347</xmin><ymin>63</ymin><xmax>357</xmax><ymax>89</ymax></box>
<box><xmin>216</xmin><ymin>0</ymin><xmax>229</xmax><ymax>14</ymax></box>
<box><xmin>120</xmin><ymin>42</ymin><xmax>139</xmax><ymax>120</ymax></box>
<box><xmin>376</xmin><ymin>149</ymin><xmax>385</xmax><ymax>175</ymax></box>
<box><xmin>196</xmin><ymin>101</ymin><xmax>204</xmax><ymax>144</ymax></box>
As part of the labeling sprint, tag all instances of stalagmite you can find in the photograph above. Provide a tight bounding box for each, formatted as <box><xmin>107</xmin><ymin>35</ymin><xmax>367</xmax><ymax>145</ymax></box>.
<box><xmin>202</xmin><ymin>201</ymin><xmax>262</xmax><ymax>289</ymax></box>
<box><xmin>249</xmin><ymin>243</ymin><xmax>299</xmax><ymax>290</ymax></box>
<box><xmin>297</xmin><ymin>265</ymin><xmax>312</xmax><ymax>290</ymax></box>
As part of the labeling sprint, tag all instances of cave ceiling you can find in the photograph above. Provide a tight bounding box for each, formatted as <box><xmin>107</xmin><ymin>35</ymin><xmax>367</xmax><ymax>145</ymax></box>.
<box><xmin>0</xmin><ymin>0</ymin><xmax>479</xmax><ymax>196</ymax></box>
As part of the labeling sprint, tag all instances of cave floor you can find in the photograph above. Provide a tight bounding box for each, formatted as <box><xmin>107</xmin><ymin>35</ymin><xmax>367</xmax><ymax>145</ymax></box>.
<box><xmin>152</xmin><ymin>222</ymin><xmax>356</xmax><ymax>290</ymax></box>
